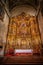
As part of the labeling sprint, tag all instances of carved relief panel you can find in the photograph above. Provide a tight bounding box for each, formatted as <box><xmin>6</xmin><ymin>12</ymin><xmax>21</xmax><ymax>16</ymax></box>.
<box><xmin>7</xmin><ymin>12</ymin><xmax>41</xmax><ymax>50</ymax></box>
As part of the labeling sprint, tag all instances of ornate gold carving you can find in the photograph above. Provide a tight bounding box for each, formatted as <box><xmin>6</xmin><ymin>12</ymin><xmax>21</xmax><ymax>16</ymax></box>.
<box><xmin>7</xmin><ymin>12</ymin><xmax>41</xmax><ymax>50</ymax></box>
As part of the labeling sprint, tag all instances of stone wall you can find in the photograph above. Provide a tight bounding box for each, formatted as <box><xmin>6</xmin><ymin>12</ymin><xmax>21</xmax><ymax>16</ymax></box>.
<box><xmin>38</xmin><ymin>12</ymin><xmax>43</xmax><ymax>43</ymax></box>
<box><xmin>0</xmin><ymin>11</ymin><xmax>9</xmax><ymax>56</ymax></box>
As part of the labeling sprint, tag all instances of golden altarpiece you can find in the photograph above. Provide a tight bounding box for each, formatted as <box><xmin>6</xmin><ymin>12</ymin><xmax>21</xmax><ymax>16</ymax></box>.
<box><xmin>6</xmin><ymin>12</ymin><xmax>41</xmax><ymax>54</ymax></box>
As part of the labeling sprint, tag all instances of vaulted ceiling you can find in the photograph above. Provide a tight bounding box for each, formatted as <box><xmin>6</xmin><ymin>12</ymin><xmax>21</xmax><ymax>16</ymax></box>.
<box><xmin>0</xmin><ymin>0</ymin><xmax>43</xmax><ymax>15</ymax></box>
<box><xmin>8</xmin><ymin>0</ymin><xmax>38</xmax><ymax>11</ymax></box>
<box><xmin>2</xmin><ymin>0</ymin><xmax>39</xmax><ymax>11</ymax></box>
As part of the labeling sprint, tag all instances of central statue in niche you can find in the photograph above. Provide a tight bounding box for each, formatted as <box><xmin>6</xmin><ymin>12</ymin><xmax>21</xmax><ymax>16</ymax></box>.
<box><xmin>6</xmin><ymin>12</ymin><xmax>41</xmax><ymax>51</ymax></box>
